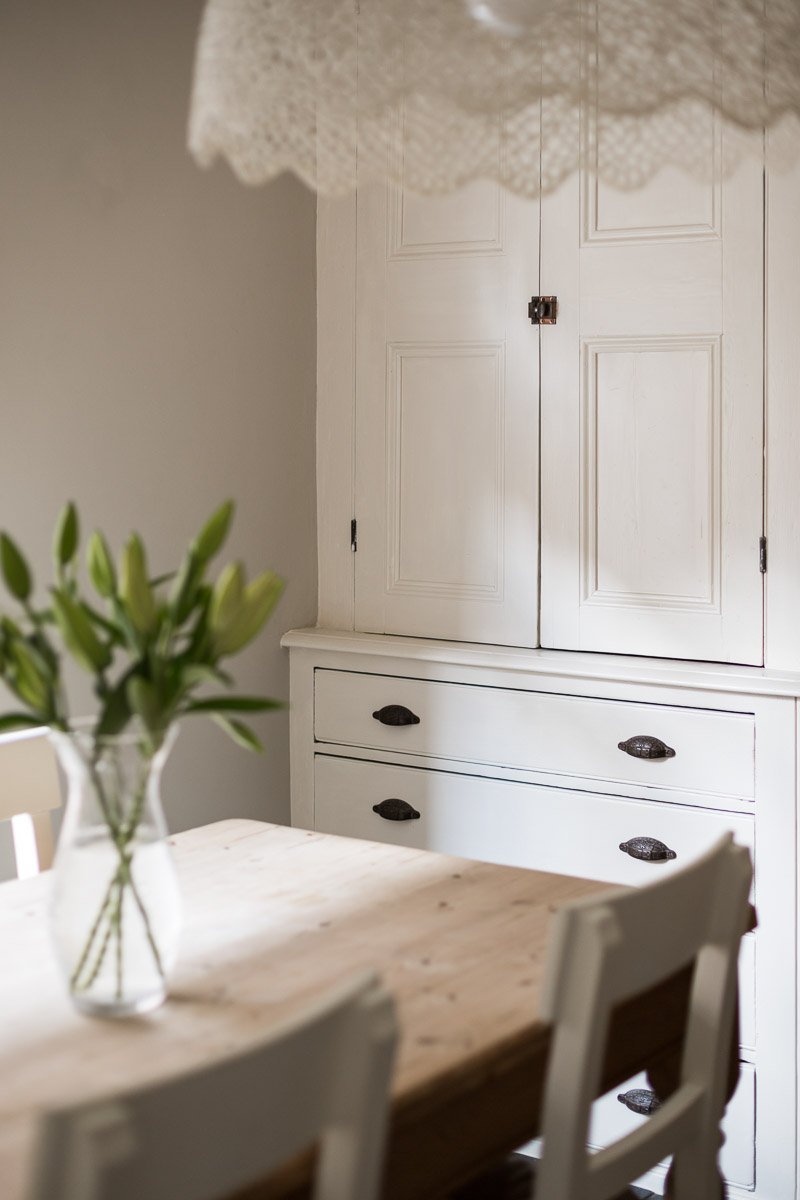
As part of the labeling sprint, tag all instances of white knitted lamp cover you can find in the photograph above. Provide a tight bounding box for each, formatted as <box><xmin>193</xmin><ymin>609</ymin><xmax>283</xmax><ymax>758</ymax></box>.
<box><xmin>188</xmin><ymin>0</ymin><xmax>800</xmax><ymax>196</ymax></box>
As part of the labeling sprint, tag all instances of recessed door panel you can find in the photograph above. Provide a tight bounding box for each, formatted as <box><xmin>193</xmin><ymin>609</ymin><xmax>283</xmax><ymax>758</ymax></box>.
<box><xmin>389</xmin><ymin>343</ymin><xmax>503</xmax><ymax>596</ymax></box>
<box><xmin>587</xmin><ymin>109</ymin><xmax>719</xmax><ymax>241</ymax></box>
<box><xmin>586</xmin><ymin>337</ymin><xmax>719</xmax><ymax>609</ymax></box>
<box><xmin>392</xmin><ymin>179</ymin><xmax>504</xmax><ymax>256</ymax></box>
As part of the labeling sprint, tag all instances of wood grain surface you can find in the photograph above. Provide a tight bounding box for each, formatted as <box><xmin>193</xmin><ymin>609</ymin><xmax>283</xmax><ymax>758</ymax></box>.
<box><xmin>0</xmin><ymin>819</ymin><xmax>699</xmax><ymax>1200</ymax></box>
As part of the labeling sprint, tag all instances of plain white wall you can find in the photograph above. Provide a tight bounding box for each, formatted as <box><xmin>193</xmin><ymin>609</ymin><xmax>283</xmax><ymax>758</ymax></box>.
<box><xmin>0</xmin><ymin>0</ymin><xmax>317</xmax><ymax>858</ymax></box>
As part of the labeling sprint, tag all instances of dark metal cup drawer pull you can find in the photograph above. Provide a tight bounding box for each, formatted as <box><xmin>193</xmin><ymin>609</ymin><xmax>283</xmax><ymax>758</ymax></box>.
<box><xmin>372</xmin><ymin>798</ymin><xmax>421</xmax><ymax>822</ymax></box>
<box><xmin>372</xmin><ymin>704</ymin><xmax>421</xmax><ymax>727</ymax></box>
<box><xmin>617</xmin><ymin>1088</ymin><xmax>661</xmax><ymax>1116</ymax></box>
<box><xmin>619</xmin><ymin>836</ymin><xmax>677</xmax><ymax>862</ymax></box>
<box><xmin>618</xmin><ymin>734</ymin><xmax>675</xmax><ymax>760</ymax></box>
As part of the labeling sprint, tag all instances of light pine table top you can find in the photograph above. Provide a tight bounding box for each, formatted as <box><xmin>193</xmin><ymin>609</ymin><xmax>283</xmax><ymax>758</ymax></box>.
<box><xmin>0</xmin><ymin>819</ymin><xmax>695</xmax><ymax>1200</ymax></box>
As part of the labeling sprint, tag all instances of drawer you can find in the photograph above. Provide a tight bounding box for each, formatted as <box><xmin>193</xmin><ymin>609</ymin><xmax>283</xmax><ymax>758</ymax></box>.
<box><xmin>313</xmin><ymin>756</ymin><xmax>755</xmax><ymax>887</ymax></box>
<box><xmin>588</xmin><ymin>1062</ymin><xmax>755</xmax><ymax>1191</ymax></box>
<box><xmin>315</xmin><ymin>670</ymin><xmax>755</xmax><ymax>801</ymax></box>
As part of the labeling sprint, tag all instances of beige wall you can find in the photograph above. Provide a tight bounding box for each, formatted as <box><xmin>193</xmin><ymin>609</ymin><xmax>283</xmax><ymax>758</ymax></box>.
<box><xmin>0</xmin><ymin>0</ymin><xmax>317</xmax><ymax>849</ymax></box>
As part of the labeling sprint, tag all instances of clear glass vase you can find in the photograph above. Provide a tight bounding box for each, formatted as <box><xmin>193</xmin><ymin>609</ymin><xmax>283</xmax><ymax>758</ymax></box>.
<box><xmin>48</xmin><ymin>721</ymin><xmax>182</xmax><ymax>1017</ymax></box>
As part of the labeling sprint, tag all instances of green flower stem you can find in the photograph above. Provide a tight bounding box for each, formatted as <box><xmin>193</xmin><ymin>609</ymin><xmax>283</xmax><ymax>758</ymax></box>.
<box><xmin>114</xmin><ymin>879</ymin><xmax>124</xmax><ymax>1002</ymax></box>
<box><xmin>69</xmin><ymin>759</ymin><xmax>165</xmax><ymax>1002</ymax></box>
<box><xmin>123</xmin><ymin>863</ymin><xmax>166</xmax><ymax>981</ymax></box>
<box><xmin>114</xmin><ymin>758</ymin><xmax>168</xmax><ymax>982</ymax></box>
<box><xmin>76</xmin><ymin>887</ymin><xmax>118</xmax><ymax>994</ymax></box>
<box><xmin>69</xmin><ymin>875</ymin><xmax>116</xmax><ymax>990</ymax></box>
<box><xmin>87</xmin><ymin>757</ymin><xmax>120</xmax><ymax>838</ymax></box>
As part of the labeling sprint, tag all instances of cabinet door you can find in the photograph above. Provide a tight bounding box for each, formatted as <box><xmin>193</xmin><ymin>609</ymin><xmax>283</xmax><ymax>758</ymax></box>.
<box><xmin>354</xmin><ymin>169</ymin><xmax>540</xmax><ymax>647</ymax></box>
<box><xmin>540</xmin><ymin>111</ymin><xmax>764</xmax><ymax>664</ymax></box>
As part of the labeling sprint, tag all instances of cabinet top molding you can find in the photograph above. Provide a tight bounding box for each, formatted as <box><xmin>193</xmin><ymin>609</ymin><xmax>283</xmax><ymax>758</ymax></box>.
<box><xmin>282</xmin><ymin>627</ymin><xmax>800</xmax><ymax>701</ymax></box>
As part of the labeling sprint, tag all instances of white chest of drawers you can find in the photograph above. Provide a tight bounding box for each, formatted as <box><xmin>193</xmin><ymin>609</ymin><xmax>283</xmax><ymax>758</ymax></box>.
<box><xmin>284</xmin><ymin>627</ymin><xmax>798</xmax><ymax>1200</ymax></box>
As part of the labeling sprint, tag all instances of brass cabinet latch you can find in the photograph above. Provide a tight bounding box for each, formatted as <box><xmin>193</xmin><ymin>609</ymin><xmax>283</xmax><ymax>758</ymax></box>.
<box><xmin>528</xmin><ymin>296</ymin><xmax>558</xmax><ymax>325</ymax></box>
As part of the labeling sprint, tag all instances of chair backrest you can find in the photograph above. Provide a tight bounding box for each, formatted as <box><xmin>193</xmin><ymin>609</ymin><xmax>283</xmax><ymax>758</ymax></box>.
<box><xmin>0</xmin><ymin>728</ymin><xmax>61</xmax><ymax>878</ymax></box>
<box><xmin>27</xmin><ymin>969</ymin><xmax>397</xmax><ymax>1200</ymax></box>
<box><xmin>535</xmin><ymin>833</ymin><xmax>752</xmax><ymax>1200</ymax></box>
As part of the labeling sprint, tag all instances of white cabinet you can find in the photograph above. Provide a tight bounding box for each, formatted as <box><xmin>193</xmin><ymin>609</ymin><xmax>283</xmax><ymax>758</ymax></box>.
<box><xmin>284</xmin><ymin>629</ymin><xmax>798</xmax><ymax>1200</ymax></box>
<box><xmin>340</xmin><ymin>120</ymin><xmax>765</xmax><ymax>664</ymax></box>
<box><xmin>308</xmin><ymin>71</ymin><xmax>800</xmax><ymax>1200</ymax></box>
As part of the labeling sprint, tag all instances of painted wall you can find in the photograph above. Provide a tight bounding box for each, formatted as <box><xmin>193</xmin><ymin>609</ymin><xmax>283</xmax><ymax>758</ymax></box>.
<box><xmin>0</xmin><ymin>0</ymin><xmax>317</xmax><ymax>866</ymax></box>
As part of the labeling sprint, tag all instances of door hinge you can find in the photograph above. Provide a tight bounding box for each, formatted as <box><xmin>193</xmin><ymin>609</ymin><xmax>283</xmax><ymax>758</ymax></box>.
<box><xmin>759</xmin><ymin>535</ymin><xmax>767</xmax><ymax>574</ymax></box>
<box><xmin>350</xmin><ymin>518</ymin><xmax>357</xmax><ymax>552</ymax></box>
<box><xmin>528</xmin><ymin>295</ymin><xmax>558</xmax><ymax>325</ymax></box>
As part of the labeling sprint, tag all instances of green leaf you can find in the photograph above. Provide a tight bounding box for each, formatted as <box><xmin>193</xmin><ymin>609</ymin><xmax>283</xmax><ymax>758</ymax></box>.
<box><xmin>193</xmin><ymin>500</ymin><xmax>234</xmax><ymax>564</ymax></box>
<box><xmin>19</xmin><ymin>636</ymin><xmax>56</xmax><ymax>682</ymax></box>
<box><xmin>51</xmin><ymin>589</ymin><xmax>112</xmax><ymax>673</ymax></box>
<box><xmin>110</xmin><ymin>595</ymin><xmax>143</xmax><ymax>654</ymax></box>
<box><xmin>184</xmin><ymin>695</ymin><xmax>284</xmax><ymax>714</ymax></box>
<box><xmin>179</xmin><ymin>609</ymin><xmax>210</xmax><ymax>665</ymax></box>
<box><xmin>32</xmin><ymin>606</ymin><xmax>56</xmax><ymax>625</ymax></box>
<box><xmin>169</xmin><ymin>551</ymin><xmax>204</xmax><ymax>625</ymax></box>
<box><xmin>0</xmin><ymin>617</ymin><xmax>23</xmax><ymax>661</ymax></box>
<box><xmin>0</xmin><ymin>534</ymin><xmax>32</xmax><ymax>602</ymax></box>
<box><xmin>211</xmin><ymin>713</ymin><xmax>264</xmax><ymax>753</ymax></box>
<box><xmin>0</xmin><ymin>713</ymin><xmax>46</xmax><ymax>733</ymax></box>
<box><xmin>178</xmin><ymin>663</ymin><xmax>232</xmax><ymax>689</ymax></box>
<box><xmin>126</xmin><ymin>675</ymin><xmax>165</xmax><ymax>734</ymax></box>
<box><xmin>119</xmin><ymin>534</ymin><xmax>157</xmax><ymax>634</ymax></box>
<box><xmin>149</xmin><ymin>571</ymin><xmax>176</xmax><ymax>589</ymax></box>
<box><xmin>28</xmin><ymin>630</ymin><xmax>59</xmax><ymax>680</ymax></box>
<box><xmin>87</xmin><ymin>531</ymin><xmax>116</xmax><ymax>599</ymax></box>
<box><xmin>81</xmin><ymin>601</ymin><xmax>124</xmax><ymax>644</ymax></box>
<box><xmin>95</xmin><ymin>668</ymin><xmax>137</xmax><ymax>737</ymax></box>
<box><xmin>53</xmin><ymin>502</ymin><xmax>79</xmax><ymax>570</ymax></box>
<box><xmin>165</xmin><ymin>661</ymin><xmax>226</xmax><ymax>708</ymax></box>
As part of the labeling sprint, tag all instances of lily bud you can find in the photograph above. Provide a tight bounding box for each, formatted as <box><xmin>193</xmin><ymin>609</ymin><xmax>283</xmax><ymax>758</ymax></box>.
<box><xmin>53</xmin><ymin>502</ymin><xmax>79</xmax><ymax>571</ymax></box>
<box><xmin>87</xmin><ymin>531</ymin><xmax>116</xmax><ymax>599</ymax></box>
<box><xmin>0</xmin><ymin>534</ymin><xmax>32</xmax><ymax>603</ymax></box>
<box><xmin>119</xmin><ymin>534</ymin><xmax>157</xmax><ymax>634</ymax></box>
<box><xmin>9</xmin><ymin>641</ymin><xmax>50</xmax><ymax>712</ymax></box>
<box><xmin>208</xmin><ymin>561</ymin><xmax>245</xmax><ymax>647</ymax></box>
<box><xmin>51</xmin><ymin>590</ymin><xmax>111</xmax><ymax>674</ymax></box>
<box><xmin>212</xmin><ymin>571</ymin><xmax>284</xmax><ymax>657</ymax></box>
<box><xmin>192</xmin><ymin>500</ymin><xmax>234</xmax><ymax>564</ymax></box>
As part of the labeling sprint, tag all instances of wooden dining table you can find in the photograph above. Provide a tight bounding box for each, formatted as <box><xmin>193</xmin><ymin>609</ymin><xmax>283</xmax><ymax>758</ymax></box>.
<box><xmin>0</xmin><ymin>818</ymin><xmax>726</xmax><ymax>1200</ymax></box>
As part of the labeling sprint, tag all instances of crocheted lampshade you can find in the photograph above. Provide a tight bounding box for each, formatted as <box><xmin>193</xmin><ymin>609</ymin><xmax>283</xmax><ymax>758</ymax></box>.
<box><xmin>188</xmin><ymin>0</ymin><xmax>800</xmax><ymax>196</ymax></box>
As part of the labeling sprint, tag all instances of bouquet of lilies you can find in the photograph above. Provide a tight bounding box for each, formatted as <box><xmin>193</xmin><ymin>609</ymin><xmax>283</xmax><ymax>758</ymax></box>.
<box><xmin>0</xmin><ymin>500</ymin><xmax>283</xmax><ymax>1011</ymax></box>
<box><xmin>0</xmin><ymin>499</ymin><xmax>283</xmax><ymax>748</ymax></box>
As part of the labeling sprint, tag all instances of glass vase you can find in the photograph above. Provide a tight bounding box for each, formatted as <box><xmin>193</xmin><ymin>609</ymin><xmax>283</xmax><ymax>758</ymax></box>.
<box><xmin>48</xmin><ymin>722</ymin><xmax>182</xmax><ymax>1017</ymax></box>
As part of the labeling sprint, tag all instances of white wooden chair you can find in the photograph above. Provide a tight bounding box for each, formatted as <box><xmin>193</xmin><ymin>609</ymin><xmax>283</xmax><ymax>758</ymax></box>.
<box><xmin>0</xmin><ymin>728</ymin><xmax>61</xmax><ymax>878</ymax></box>
<box><xmin>27</xmin><ymin>969</ymin><xmax>398</xmax><ymax>1200</ymax></box>
<box><xmin>534</xmin><ymin>833</ymin><xmax>753</xmax><ymax>1200</ymax></box>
